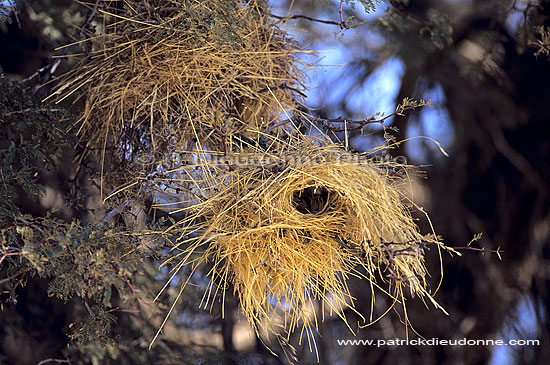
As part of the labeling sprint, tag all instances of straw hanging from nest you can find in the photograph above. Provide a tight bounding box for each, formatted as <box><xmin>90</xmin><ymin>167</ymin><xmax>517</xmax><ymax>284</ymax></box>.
<box><xmin>158</xmin><ymin>135</ymin><xmax>448</xmax><ymax>344</ymax></box>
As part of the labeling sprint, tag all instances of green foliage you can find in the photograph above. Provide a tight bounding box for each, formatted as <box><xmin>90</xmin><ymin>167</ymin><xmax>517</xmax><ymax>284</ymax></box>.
<box><xmin>379</xmin><ymin>3</ymin><xmax>453</xmax><ymax>50</ymax></box>
<box><xmin>0</xmin><ymin>68</ymin><xmax>70</xmax><ymax>223</ymax></box>
<box><xmin>68</xmin><ymin>305</ymin><xmax>117</xmax><ymax>349</ymax></box>
<box><xmin>422</xmin><ymin>10</ymin><xmax>453</xmax><ymax>50</ymax></box>
<box><xmin>381</xmin><ymin>97</ymin><xmax>433</xmax><ymax>144</ymax></box>
<box><xmin>1</xmin><ymin>212</ymin><xmax>151</xmax><ymax>349</ymax></box>
<box><xmin>532</xmin><ymin>26</ymin><xmax>550</xmax><ymax>58</ymax></box>
<box><xmin>187</xmin><ymin>0</ymin><xmax>261</xmax><ymax>47</ymax></box>
<box><xmin>20</xmin><ymin>219</ymin><xmax>144</xmax><ymax>307</ymax></box>
<box><xmin>177</xmin><ymin>0</ymin><xmax>248</xmax><ymax>47</ymax></box>
<box><xmin>344</xmin><ymin>0</ymin><xmax>382</xmax><ymax>13</ymax></box>
<box><xmin>0</xmin><ymin>6</ymin><xmax>10</xmax><ymax>24</ymax></box>
<box><xmin>0</xmin><ymin>0</ymin><xmax>16</xmax><ymax>25</ymax></box>
<box><xmin>117</xmin><ymin>0</ymin><xmax>269</xmax><ymax>50</ymax></box>
<box><xmin>0</xmin><ymin>69</ymin><xmax>153</xmax><ymax>352</ymax></box>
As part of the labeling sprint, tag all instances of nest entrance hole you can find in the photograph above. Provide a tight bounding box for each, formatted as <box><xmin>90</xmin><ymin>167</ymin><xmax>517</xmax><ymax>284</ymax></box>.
<box><xmin>292</xmin><ymin>186</ymin><xmax>336</xmax><ymax>215</ymax></box>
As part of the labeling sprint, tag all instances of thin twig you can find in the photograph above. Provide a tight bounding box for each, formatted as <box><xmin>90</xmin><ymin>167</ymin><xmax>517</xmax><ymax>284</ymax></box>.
<box><xmin>388</xmin><ymin>2</ymin><xmax>432</xmax><ymax>30</ymax></box>
<box><xmin>271</xmin><ymin>13</ymin><xmax>343</xmax><ymax>27</ymax></box>
<box><xmin>272</xmin><ymin>1</ymin><xmax>350</xmax><ymax>29</ymax></box>
<box><xmin>0</xmin><ymin>251</ymin><xmax>21</xmax><ymax>266</ymax></box>
<box><xmin>0</xmin><ymin>273</ymin><xmax>20</xmax><ymax>285</ymax></box>
<box><xmin>7</xmin><ymin>0</ymin><xmax>20</xmax><ymax>29</ymax></box>
<box><xmin>339</xmin><ymin>0</ymin><xmax>347</xmax><ymax>29</ymax></box>
<box><xmin>285</xmin><ymin>112</ymin><xmax>395</xmax><ymax>134</ymax></box>
<box><xmin>84</xmin><ymin>301</ymin><xmax>94</xmax><ymax>316</ymax></box>
<box><xmin>99</xmin><ymin>200</ymin><xmax>128</xmax><ymax>224</ymax></box>
<box><xmin>256</xmin><ymin>84</ymin><xmax>307</xmax><ymax>98</ymax></box>
<box><xmin>253</xmin><ymin>257</ymin><xmax>268</xmax><ymax>272</ymax></box>
<box><xmin>450</xmin><ymin>245</ymin><xmax>503</xmax><ymax>259</ymax></box>
<box><xmin>211</xmin><ymin>123</ymin><xmax>228</xmax><ymax>156</ymax></box>
<box><xmin>80</xmin><ymin>0</ymin><xmax>100</xmax><ymax>40</ymax></box>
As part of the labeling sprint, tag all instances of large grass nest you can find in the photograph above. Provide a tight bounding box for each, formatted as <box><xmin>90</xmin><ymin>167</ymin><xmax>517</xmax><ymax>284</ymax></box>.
<box><xmin>159</xmin><ymin>135</ymin><xmax>448</xmax><ymax>345</ymax></box>
<box><xmin>50</xmin><ymin>0</ymin><xmax>305</xmax><ymax>176</ymax></box>
<box><xmin>51</xmin><ymin>0</ymin><xmax>452</xmax><ymax>351</ymax></box>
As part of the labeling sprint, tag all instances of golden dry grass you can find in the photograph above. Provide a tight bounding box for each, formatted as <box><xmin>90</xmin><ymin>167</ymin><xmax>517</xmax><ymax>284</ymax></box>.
<box><xmin>156</xmin><ymin>135</ymin><xmax>448</xmax><ymax>346</ymax></box>
<box><xmin>49</xmin><ymin>0</ymin><xmax>306</xmax><ymax>177</ymax></box>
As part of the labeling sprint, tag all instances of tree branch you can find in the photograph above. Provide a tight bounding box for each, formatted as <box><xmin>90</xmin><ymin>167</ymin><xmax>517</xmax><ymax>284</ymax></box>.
<box><xmin>271</xmin><ymin>13</ymin><xmax>347</xmax><ymax>28</ymax></box>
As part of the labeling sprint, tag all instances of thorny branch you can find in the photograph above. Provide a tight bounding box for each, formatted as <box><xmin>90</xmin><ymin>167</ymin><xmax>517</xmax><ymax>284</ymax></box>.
<box><xmin>289</xmin><ymin>98</ymin><xmax>432</xmax><ymax>133</ymax></box>
<box><xmin>271</xmin><ymin>0</ymin><xmax>352</xmax><ymax>29</ymax></box>
<box><xmin>271</xmin><ymin>3</ymin><xmax>352</xmax><ymax>31</ymax></box>
<box><xmin>381</xmin><ymin>237</ymin><xmax>503</xmax><ymax>258</ymax></box>
<box><xmin>338</xmin><ymin>235</ymin><xmax>503</xmax><ymax>283</ymax></box>
<box><xmin>338</xmin><ymin>236</ymin><xmax>503</xmax><ymax>272</ymax></box>
<box><xmin>447</xmin><ymin>245</ymin><xmax>503</xmax><ymax>258</ymax></box>
<box><xmin>271</xmin><ymin>13</ymin><xmax>345</xmax><ymax>27</ymax></box>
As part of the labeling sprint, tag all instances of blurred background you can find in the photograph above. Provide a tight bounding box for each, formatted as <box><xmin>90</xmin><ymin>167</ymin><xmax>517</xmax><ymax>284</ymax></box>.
<box><xmin>1</xmin><ymin>0</ymin><xmax>549</xmax><ymax>364</ymax></box>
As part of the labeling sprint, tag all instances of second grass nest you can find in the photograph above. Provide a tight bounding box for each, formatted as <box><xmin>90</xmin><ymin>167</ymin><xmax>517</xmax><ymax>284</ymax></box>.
<box><xmin>52</xmin><ymin>0</ymin><xmax>305</xmax><ymax>168</ymax></box>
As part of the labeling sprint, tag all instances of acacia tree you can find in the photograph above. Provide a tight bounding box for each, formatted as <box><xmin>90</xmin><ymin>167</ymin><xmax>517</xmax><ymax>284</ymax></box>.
<box><xmin>1</xmin><ymin>1</ymin><xmax>549</xmax><ymax>364</ymax></box>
